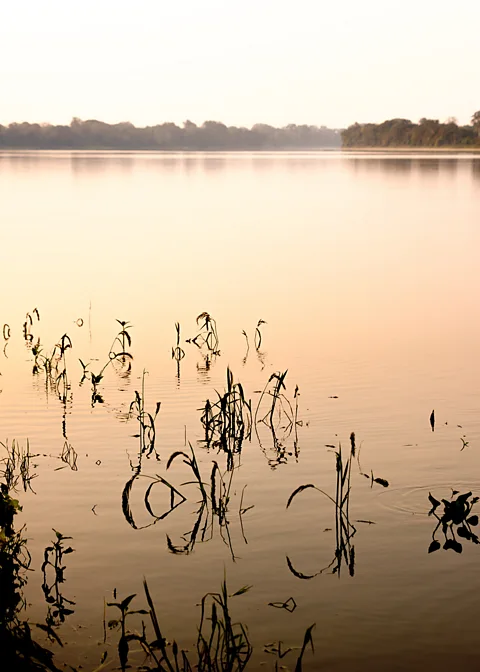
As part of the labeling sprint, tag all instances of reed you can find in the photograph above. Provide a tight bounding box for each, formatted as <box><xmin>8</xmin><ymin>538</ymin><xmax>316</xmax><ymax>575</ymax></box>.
<box><xmin>172</xmin><ymin>322</ymin><xmax>186</xmax><ymax>361</ymax></box>
<box><xmin>0</xmin><ymin>439</ymin><xmax>37</xmax><ymax>493</ymax></box>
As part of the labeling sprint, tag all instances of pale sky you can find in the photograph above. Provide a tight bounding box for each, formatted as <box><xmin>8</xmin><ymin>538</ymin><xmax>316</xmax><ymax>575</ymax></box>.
<box><xmin>1</xmin><ymin>0</ymin><xmax>479</xmax><ymax>129</ymax></box>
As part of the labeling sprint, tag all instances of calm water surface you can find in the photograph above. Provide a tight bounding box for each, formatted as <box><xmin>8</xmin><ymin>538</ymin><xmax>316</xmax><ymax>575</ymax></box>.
<box><xmin>1</xmin><ymin>151</ymin><xmax>480</xmax><ymax>670</ymax></box>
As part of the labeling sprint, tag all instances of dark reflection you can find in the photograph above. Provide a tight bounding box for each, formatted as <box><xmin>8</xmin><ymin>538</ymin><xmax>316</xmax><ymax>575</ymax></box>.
<box><xmin>121</xmin><ymin>375</ymin><xmax>188</xmax><ymax>531</ymax></box>
<box><xmin>121</xmin><ymin>472</ymin><xmax>187</xmax><ymax>530</ymax></box>
<box><xmin>163</xmin><ymin>444</ymin><xmax>247</xmax><ymax>560</ymax></box>
<box><xmin>202</xmin><ymin>156</ymin><xmax>227</xmax><ymax>172</ymax></box>
<box><xmin>196</xmin><ymin>352</ymin><xmax>217</xmax><ymax>384</ymax></box>
<box><xmin>348</xmin><ymin>155</ymin><xmax>480</xmax><ymax>182</ymax></box>
<box><xmin>70</xmin><ymin>154</ymin><xmax>135</xmax><ymax>174</ymax></box>
<box><xmin>286</xmin><ymin>444</ymin><xmax>357</xmax><ymax>579</ymax></box>
<box><xmin>428</xmin><ymin>490</ymin><xmax>480</xmax><ymax>554</ymax></box>
<box><xmin>472</xmin><ymin>159</ymin><xmax>480</xmax><ymax>181</ymax></box>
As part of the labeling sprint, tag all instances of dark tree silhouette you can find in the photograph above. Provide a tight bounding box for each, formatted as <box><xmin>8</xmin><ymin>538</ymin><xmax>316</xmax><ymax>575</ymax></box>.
<box><xmin>0</xmin><ymin>118</ymin><xmax>340</xmax><ymax>150</ymax></box>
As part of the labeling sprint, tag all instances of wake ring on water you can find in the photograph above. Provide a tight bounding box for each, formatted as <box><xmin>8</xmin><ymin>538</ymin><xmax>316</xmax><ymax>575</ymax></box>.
<box><xmin>376</xmin><ymin>481</ymin><xmax>480</xmax><ymax>516</ymax></box>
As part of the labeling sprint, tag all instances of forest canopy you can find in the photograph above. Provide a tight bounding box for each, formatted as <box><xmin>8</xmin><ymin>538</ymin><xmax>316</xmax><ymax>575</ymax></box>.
<box><xmin>0</xmin><ymin>118</ymin><xmax>340</xmax><ymax>150</ymax></box>
<box><xmin>342</xmin><ymin>113</ymin><xmax>480</xmax><ymax>148</ymax></box>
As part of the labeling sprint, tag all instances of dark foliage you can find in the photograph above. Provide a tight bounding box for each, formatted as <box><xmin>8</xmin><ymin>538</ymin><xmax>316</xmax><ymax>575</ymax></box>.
<box><xmin>0</xmin><ymin>118</ymin><xmax>340</xmax><ymax>150</ymax></box>
<box><xmin>342</xmin><ymin>113</ymin><xmax>480</xmax><ymax>148</ymax></box>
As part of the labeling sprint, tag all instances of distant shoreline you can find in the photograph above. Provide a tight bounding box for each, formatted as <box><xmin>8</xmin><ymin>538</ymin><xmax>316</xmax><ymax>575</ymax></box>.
<box><xmin>1</xmin><ymin>146</ymin><xmax>480</xmax><ymax>154</ymax></box>
<box><xmin>341</xmin><ymin>146</ymin><xmax>480</xmax><ymax>153</ymax></box>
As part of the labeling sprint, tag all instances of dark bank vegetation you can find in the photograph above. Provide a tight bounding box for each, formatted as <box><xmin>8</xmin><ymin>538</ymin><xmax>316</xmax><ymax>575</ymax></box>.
<box><xmin>0</xmin><ymin>118</ymin><xmax>340</xmax><ymax>151</ymax></box>
<box><xmin>342</xmin><ymin>111</ymin><xmax>480</xmax><ymax>148</ymax></box>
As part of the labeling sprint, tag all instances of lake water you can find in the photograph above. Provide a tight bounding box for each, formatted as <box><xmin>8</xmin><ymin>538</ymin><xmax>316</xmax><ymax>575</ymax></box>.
<box><xmin>1</xmin><ymin>151</ymin><xmax>480</xmax><ymax>671</ymax></box>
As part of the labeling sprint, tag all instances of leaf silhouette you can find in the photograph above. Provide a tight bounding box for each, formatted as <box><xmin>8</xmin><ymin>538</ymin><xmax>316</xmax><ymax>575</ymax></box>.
<box><xmin>428</xmin><ymin>540</ymin><xmax>441</xmax><ymax>553</ymax></box>
<box><xmin>286</xmin><ymin>484</ymin><xmax>317</xmax><ymax>509</ymax></box>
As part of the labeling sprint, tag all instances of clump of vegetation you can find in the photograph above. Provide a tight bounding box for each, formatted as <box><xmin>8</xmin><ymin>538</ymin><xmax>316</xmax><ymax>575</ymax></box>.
<box><xmin>32</xmin><ymin>333</ymin><xmax>72</xmax><ymax>404</ymax></box>
<box><xmin>105</xmin><ymin>578</ymin><xmax>315</xmax><ymax>672</ymax></box>
<box><xmin>188</xmin><ymin>312</ymin><xmax>220</xmax><ymax>354</ymax></box>
<box><xmin>342</xmin><ymin>112</ymin><xmax>480</xmax><ymax>148</ymax></box>
<box><xmin>200</xmin><ymin>368</ymin><xmax>252</xmax><ymax>467</ymax></box>
<box><xmin>79</xmin><ymin>320</ymin><xmax>133</xmax><ymax>405</ymax></box>
<box><xmin>254</xmin><ymin>372</ymin><xmax>301</xmax><ymax>467</ymax></box>
<box><xmin>0</xmin><ymin>473</ymin><xmax>61</xmax><ymax>670</ymax></box>
<box><xmin>428</xmin><ymin>490</ymin><xmax>479</xmax><ymax>554</ymax></box>
<box><xmin>41</xmin><ymin>530</ymin><xmax>75</xmax><ymax>629</ymax></box>
<box><xmin>0</xmin><ymin>440</ymin><xmax>37</xmax><ymax>493</ymax></box>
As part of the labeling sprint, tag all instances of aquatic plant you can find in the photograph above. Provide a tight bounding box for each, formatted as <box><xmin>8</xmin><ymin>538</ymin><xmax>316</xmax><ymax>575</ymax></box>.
<box><xmin>0</xmin><ymin>439</ymin><xmax>37</xmax><ymax>494</ymax></box>
<box><xmin>171</xmin><ymin>322</ymin><xmax>185</xmax><ymax>361</ymax></box>
<box><xmin>428</xmin><ymin>490</ymin><xmax>479</xmax><ymax>553</ymax></box>
<box><xmin>200</xmin><ymin>368</ymin><xmax>252</xmax><ymax>467</ymax></box>
<box><xmin>164</xmin><ymin>443</ymin><xmax>247</xmax><ymax>559</ymax></box>
<box><xmin>83</xmin><ymin>352</ymin><xmax>132</xmax><ymax>406</ymax></box>
<box><xmin>106</xmin><ymin>578</ymin><xmax>315</xmax><ymax>672</ymax></box>
<box><xmin>41</xmin><ymin>530</ymin><xmax>75</xmax><ymax>628</ymax></box>
<box><xmin>286</xmin><ymin>443</ymin><xmax>357</xmax><ymax>578</ymax></box>
<box><xmin>254</xmin><ymin>372</ymin><xmax>301</xmax><ymax>467</ymax></box>
<box><xmin>254</xmin><ymin>319</ymin><xmax>267</xmax><ymax>351</ymax></box>
<box><xmin>129</xmin><ymin>371</ymin><xmax>161</xmax><ymax>459</ymax></box>
<box><xmin>188</xmin><ymin>312</ymin><xmax>220</xmax><ymax>354</ymax></box>
<box><xmin>110</xmin><ymin>319</ymin><xmax>133</xmax><ymax>359</ymax></box>
<box><xmin>0</xmin><ymin>485</ymin><xmax>61</xmax><ymax>671</ymax></box>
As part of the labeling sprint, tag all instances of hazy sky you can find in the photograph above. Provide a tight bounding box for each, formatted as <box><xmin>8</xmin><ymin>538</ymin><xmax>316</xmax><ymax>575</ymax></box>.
<box><xmin>1</xmin><ymin>0</ymin><xmax>479</xmax><ymax>128</ymax></box>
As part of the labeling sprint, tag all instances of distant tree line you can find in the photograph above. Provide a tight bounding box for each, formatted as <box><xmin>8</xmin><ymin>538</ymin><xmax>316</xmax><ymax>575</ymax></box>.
<box><xmin>0</xmin><ymin>118</ymin><xmax>341</xmax><ymax>150</ymax></box>
<box><xmin>342</xmin><ymin>112</ymin><xmax>480</xmax><ymax>148</ymax></box>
